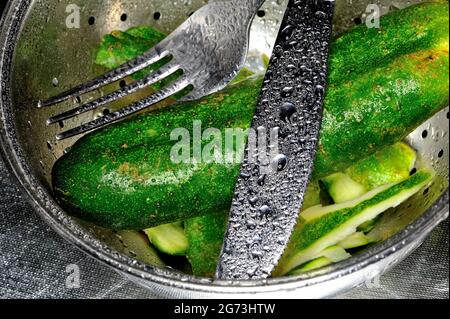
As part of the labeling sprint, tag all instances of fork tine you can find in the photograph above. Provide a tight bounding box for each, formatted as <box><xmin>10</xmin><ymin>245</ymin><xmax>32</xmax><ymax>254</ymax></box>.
<box><xmin>56</xmin><ymin>78</ymin><xmax>189</xmax><ymax>141</ymax></box>
<box><xmin>38</xmin><ymin>47</ymin><xmax>170</xmax><ymax>108</ymax></box>
<box><xmin>47</xmin><ymin>62</ymin><xmax>181</xmax><ymax>125</ymax></box>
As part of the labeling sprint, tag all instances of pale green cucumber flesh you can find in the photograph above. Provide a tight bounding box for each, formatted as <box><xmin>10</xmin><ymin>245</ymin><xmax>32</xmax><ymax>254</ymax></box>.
<box><xmin>290</xmin><ymin>246</ymin><xmax>351</xmax><ymax>274</ymax></box>
<box><xmin>144</xmin><ymin>222</ymin><xmax>188</xmax><ymax>256</ymax></box>
<box><xmin>338</xmin><ymin>232</ymin><xmax>376</xmax><ymax>250</ymax></box>
<box><xmin>290</xmin><ymin>257</ymin><xmax>333</xmax><ymax>274</ymax></box>
<box><xmin>322</xmin><ymin>173</ymin><xmax>367</xmax><ymax>204</ymax></box>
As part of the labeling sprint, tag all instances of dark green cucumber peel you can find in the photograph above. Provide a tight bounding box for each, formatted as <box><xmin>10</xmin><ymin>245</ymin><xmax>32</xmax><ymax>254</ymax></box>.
<box><xmin>185</xmin><ymin>211</ymin><xmax>229</xmax><ymax>277</ymax></box>
<box><xmin>345</xmin><ymin>142</ymin><xmax>417</xmax><ymax>191</ymax></box>
<box><xmin>274</xmin><ymin>170</ymin><xmax>434</xmax><ymax>276</ymax></box>
<box><xmin>53</xmin><ymin>2</ymin><xmax>449</xmax><ymax>230</ymax></box>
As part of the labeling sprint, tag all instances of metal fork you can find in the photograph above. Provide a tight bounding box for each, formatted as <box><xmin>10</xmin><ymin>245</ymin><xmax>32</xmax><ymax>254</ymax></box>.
<box><xmin>39</xmin><ymin>0</ymin><xmax>266</xmax><ymax>140</ymax></box>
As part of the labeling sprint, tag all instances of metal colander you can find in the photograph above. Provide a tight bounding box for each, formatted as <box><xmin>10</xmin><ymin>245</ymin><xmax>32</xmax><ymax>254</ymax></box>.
<box><xmin>0</xmin><ymin>0</ymin><xmax>448</xmax><ymax>298</ymax></box>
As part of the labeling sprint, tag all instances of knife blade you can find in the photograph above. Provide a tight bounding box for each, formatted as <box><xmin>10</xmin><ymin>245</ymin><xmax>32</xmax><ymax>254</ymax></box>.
<box><xmin>216</xmin><ymin>0</ymin><xmax>335</xmax><ymax>280</ymax></box>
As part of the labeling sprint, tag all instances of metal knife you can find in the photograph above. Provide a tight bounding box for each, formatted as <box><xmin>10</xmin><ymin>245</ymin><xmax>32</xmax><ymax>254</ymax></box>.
<box><xmin>216</xmin><ymin>0</ymin><xmax>335</xmax><ymax>280</ymax></box>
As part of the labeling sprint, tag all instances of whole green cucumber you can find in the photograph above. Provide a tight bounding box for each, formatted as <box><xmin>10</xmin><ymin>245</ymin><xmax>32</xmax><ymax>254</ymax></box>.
<box><xmin>53</xmin><ymin>2</ymin><xmax>449</xmax><ymax>230</ymax></box>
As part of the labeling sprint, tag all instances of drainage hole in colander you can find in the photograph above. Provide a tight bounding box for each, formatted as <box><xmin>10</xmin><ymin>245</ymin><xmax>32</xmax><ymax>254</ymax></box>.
<box><xmin>410</xmin><ymin>167</ymin><xmax>417</xmax><ymax>176</ymax></box>
<box><xmin>121</xmin><ymin>13</ymin><xmax>128</xmax><ymax>22</ymax></box>
<box><xmin>423</xmin><ymin>188</ymin><xmax>430</xmax><ymax>196</ymax></box>
<box><xmin>52</xmin><ymin>78</ymin><xmax>59</xmax><ymax>87</ymax></box>
<box><xmin>47</xmin><ymin>141</ymin><xmax>52</xmax><ymax>150</ymax></box>
<box><xmin>103</xmin><ymin>109</ymin><xmax>111</xmax><ymax>116</ymax></box>
<box><xmin>88</xmin><ymin>16</ymin><xmax>96</xmax><ymax>25</ymax></box>
<box><xmin>58</xmin><ymin>121</ymin><xmax>65</xmax><ymax>129</ymax></box>
<box><xmin>154</xmin><ymin>12</ymin><xmax>161</xmax><ymax>20</ymax></box>
<box><xmin>438</xmin><ymin>149</ymin><xmax>444</xmax><ymax>158</ymax></box>
<box><xmin>257</xmin><ymin>10</ymin><xmax>266</xmax><ymax>18</ymax></box>
<box><xmin>119</xmin><ymin>80</ymin><xmax>127</xmax><ymax>88</ymax></box>
<box><xmin>422</xmin><ymin>129</ymin><xmax>428</xmax><ymax>139</ymax></box>
<box><xmin>354</xmin><ymin>17</ymin><xmax>362</xmax><ymax>25</ymax></box>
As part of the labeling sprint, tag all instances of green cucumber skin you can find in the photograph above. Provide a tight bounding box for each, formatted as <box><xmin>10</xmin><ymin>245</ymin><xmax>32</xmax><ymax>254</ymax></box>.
<box><xmin>345</xmin><ymin>142</ymin><xmax>417</xmax><ymax>190</ymax></box>
<box><xmin>328</xmin><ymin>1</ymin><xmax>449</xmax><ymax>87</ymax></box>
<box><xmin>53</xmin><ymin>3</ymin><xmax>449</xmax><ymax>230</ymax></box>
<box><xmin>185</xmin><ymin>211</ymin><xmax>228</xmax><ymax>277</ymax></box>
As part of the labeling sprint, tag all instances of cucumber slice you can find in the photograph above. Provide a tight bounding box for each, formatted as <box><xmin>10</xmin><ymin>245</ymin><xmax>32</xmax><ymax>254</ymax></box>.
<box><xmin>290</xmin><ymin>257</ymin><xmax>333</xmax><ymax>274</ymax></box>
<box><xmin>301</xmin><ymin>183</ymin><xmax>393</xmax><ymax>223</ymax></box>
<box><xmin>320</xmin><ymin>143</ymin><xmax>417</xmax><ymax>204</ymax></box>
<box><xmin>322</xmin><ymin>173</ymin><xmax>367</xmax><ymax>204</ymax></box>
<box><xmin>338</xmin><ymin>232</ymin><xmax>376</xmax><ymax>250</ymax></box>
<box><xmin>274</xmin><ymin>170</ymin><xmax>434</xmax><ymax>276</ymax></box>
<box><xmin>144</xmin><ymin>222</ymin><xmax>188</xmax><ymax>256</ymax></box>
<box><xmin>320</xmin><ymin>245</ymin><xmax>352</xmax><ymax>262</ymax></box>
<box><xmin>346</xmin><ymin>142</ymin><xmax>417</xmax><ymax>190</ymax></box>
<box><xmin>290</xmin><ymin>246</ymin><xmax>351</xmax><ymax>274</ymax></box>
<box><xmin>357</xmin><ymin>216</ymin><xmax>382</xmax><ymax>233</ymax></box>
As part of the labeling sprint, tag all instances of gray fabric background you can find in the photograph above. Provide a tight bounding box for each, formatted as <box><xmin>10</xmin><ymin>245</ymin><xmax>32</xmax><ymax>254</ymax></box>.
<box><xmin>0</xmin><ymin>158</ymin><xmax>448</xmax><ymax>299</ymax></box>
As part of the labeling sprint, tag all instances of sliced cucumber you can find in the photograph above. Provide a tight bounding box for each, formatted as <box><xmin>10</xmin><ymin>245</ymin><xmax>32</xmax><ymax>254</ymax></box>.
<box><xmin>144</xmin><ymin>222</ymin><xmax>188</xmax><ymax>256</ymax></box>
<box><xmin>290</xmin><ymin>246</ymin><xmax>351</xmax><ymax>274</ymax></box>
<box><xmin>274</xmin><ymin>170</ymin><xmax>434</xmax><ymax>276</ymax></box>
<box><xmin>338</xmin><ymin>232</ymin><xmax>376</xmax><ymax>250</ymax></box>
<box><xmin>290</xmin><ymin>257</ymin><xmax>333</xmax><ymax>274</ymax></box>
<box><xmin>301</xmin><ymin>183</ymin><xmax>393</xmax><ymax>223</ymax></box>
<box><xmin>320</xmin><ymin>245</ymin><xmax>352</xmax><ymax>262</ymax></box>
<box><xmin>346</xmin><ymin>142</ymin><xmax>417</xmax><ymax>190</ymax></box>
<box><xmin>357</xmin><ymin>216</ymin><xmax>382</xmax><ymax>234</ymax></box>
<box><xmin>322</xmin><ymin>173</ymin><xmax>367</xmax><ymax>204</ymax></box>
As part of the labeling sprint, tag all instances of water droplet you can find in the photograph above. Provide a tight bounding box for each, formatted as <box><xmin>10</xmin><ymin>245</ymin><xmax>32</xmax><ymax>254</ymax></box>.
<box><xmin>272</xmin><ymin>154</ymin><xmax>288</xmax><ymax>172</ymax></box>
<box><xmin>259</xmin><ymin>205</ymin><xmax>272</xmax><ymax>215</ymax></box>
<box><xmin>282</xmin><ymin>86</ymin><xmax>294</xmax><ymax>95</ymax></box>
<box><xmin>248</xmin><ymin>196</ymin><xmax>259</xmax><ymax>206</ymax></box>
<box><xmin>280</xmin><ymin>102</ymin><xmax>297</xmax><ymax>122</ymax></box>
<box><xmin>257</xmin><ymin>174</ymin><xmax>266</xmax><ymax>186</ymax></box>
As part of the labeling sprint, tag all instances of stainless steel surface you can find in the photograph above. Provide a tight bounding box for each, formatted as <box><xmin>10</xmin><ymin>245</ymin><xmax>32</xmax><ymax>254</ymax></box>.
<box><xmin>217</xmin><ymin>0</ymin><xmax>335</xmax><ymax>280</ymax></box>
<box><xmin>40</xmin><ymin>0</ymin><xmax>266</xmax><ymax>140</ymax></box>
<box><xmin>0</xmin><ymin>0</ymin><xmax>448</xmax><ymax>298</ymax></box>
